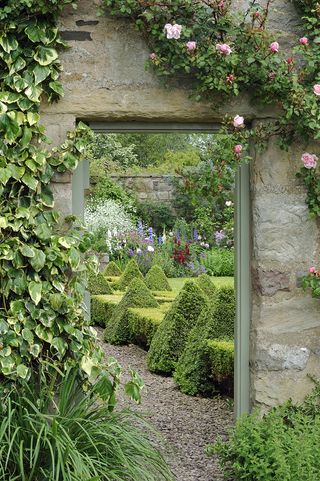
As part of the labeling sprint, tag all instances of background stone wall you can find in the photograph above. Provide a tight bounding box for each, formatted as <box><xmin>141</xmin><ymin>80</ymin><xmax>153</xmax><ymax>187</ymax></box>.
<box><xmin>40</xmin><ymin>0</ymin><xmax>320</xmax><ymax>409</ymax></box>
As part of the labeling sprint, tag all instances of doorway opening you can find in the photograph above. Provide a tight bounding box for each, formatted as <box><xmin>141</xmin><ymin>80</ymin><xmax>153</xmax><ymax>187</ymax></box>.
<box><xmin>72</xmin><ymin>121</ymin><xmax>250</xmax><ymax>421</ymax></box>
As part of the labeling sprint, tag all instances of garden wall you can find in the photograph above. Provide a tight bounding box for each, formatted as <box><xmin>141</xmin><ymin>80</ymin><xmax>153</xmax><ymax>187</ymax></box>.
<box><xmin>108</xmin><ymin>174</ymin><xmax>178</xmax><ymax>204</ymax></box>
<box><xmin>40</xmin><ymin>0</ymin><xmax>320</xmax><ymax>409</ymax></box>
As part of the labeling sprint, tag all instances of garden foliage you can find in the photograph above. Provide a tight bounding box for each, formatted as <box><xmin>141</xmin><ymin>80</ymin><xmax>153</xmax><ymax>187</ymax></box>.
<box><xmin>196</xmin><ymin>273</ymin><xmax>218</xmax><ymax>300</ymax></box>
<box><xmin>174</xmin><ymin>286</ymin><xmax>235</xmax><ymax>395</ymax></box>
<box><xmin>147</xmin><ymin>281</ymin><xmax>207</xmax><ymax>373</ymax></box>
<box><xmin>88</xmin><ymin>272</ymin><xmax>113</xmax><ymax>295</ymax></box>
<box><xmin>201</xmin><ymin>248</ymin><xmax>234</xmax><ymax>277</ymax></box>
<box><xmin>105</xmin><ymin>278</ymin><xmax>159</xmax><ymax>345</ymax></box>
<box><xmin>207</xmin><ymin>339</ymin><xmax>234</xmax><ymax>386</ymax></box>
<box><xmin>104</xmin><ymin>261</ymin><xmax>122</xmax><ymax>277</ymax></box>
<box><xmin>145</xmin><ymin>265</ymin><xmax>172</xmax><ymax>291</ymax></box>
<box><xmin>91</xmin><ymin>294</ymin><xmax>123</xmax><ymax>327</ymax></box>
<box><xmin>117</xmin><ymin>258</ymin><xmax>144</xmax><ymax>290</ymax></box>
<box><xmin>128</xmin><ymin>307</ymin><xmax>165</xmax><ymax>348</ymax></box>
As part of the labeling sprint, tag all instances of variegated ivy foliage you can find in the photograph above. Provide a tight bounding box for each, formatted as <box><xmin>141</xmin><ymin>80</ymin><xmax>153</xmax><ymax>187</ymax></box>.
<box><xmin>0</xmin><ymin>3</ymin><xmax>103</xmax><ymax>384</ymax></box>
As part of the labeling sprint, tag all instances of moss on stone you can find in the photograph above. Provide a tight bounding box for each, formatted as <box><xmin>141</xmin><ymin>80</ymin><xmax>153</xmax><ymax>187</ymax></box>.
<box><xmin>105</xmin><ymin>278</ymin><xmax>159</xmax><ymax>345</ymax></box>
<box><xmin>196</xmin><ymin>273</ymin><xmax>217</xmax><ymax>301</ymax></box>
<box><xmin>145</xmin><ymin>265</ymin><xmax>172</xmax><ymax>291</ymax></box>
<box><xmin>104</xmin><ymin>261</ymin><xmax>122</xmax><ymax>277</ymax></box>
<box><xmin>174</xmin><ymin>286</ymin><xmax>235</xmax><ymax>396</ymax></box>
<box><xmin>117</xmin><ymin>259</ymin><xmax>144</xmax><ymax>290</ymax></box>
<box><xmin>147</xmin><ymin>281</ymin><xmax>207</xmax><ymax>374</ymax></box>
<box><xmin>88</xmin><ymin>272</ymin><xmax>113</xmax><ymax>295</ymax></box>
<box><xmin>91</xmin><ymin>294</ymin><xmax>122</xmax><ymax>327</ymax></box>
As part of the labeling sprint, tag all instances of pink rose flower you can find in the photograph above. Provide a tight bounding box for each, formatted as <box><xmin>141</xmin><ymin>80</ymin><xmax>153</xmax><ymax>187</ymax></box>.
<box><xmin>270</xmin><ymin>41</ymin><xmax>279</xmax><ymax>53</ymax></box>
<box><xmin>233</xmin><ymin>115</ymin><xmax>245</xmax><ymax>128</ymax></box>
<box><xmin>164</xmin><ymin>23</ymin><xmax>182</xmax><ymax>40</ymax></box>
<box><xmin>186</xmin><ymin>41</ymin><xmax>197</xmax><ymax>51</ymax></box>
<box><xmin>309</xmin><ymin>266</ymin><xmax>316</xmax><ymax>274</ymax></box>
<box><xmin>234</xmin><ymin>144</ymin><xmax>243</xmax><ymax>155</ymax></box>
<box><xmin>149</xmin><ymin>53</ymin><xmax>157</xmax><ymax>61</ymax></box>
<box><xmin>299</xmin><ymin>37</ymin><xmax>308</xmax><ymax>45</ymax></box>
<box><xmin>301</xmin><ymin>152</ymin><xmax>318</xmax><ymax>169</ymax></box>
<box><xmin>216</xmin><ymin>43</ymin><xmax>232</xmax><ymax>55</ymax></box>
<box><xmin>314</xmin><ymin>84</ymin><xmax>320</xmax><ymax>96</ymax></box>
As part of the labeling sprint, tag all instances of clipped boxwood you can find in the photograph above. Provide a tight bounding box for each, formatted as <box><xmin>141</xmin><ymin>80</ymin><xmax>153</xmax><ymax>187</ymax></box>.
<box><xmin>153</xmin><ymin>291</ymin><xmax>177</xmax><ymax>303</ymax></box>
<box><xmin>207</xmin><ymin>339</ymin><xmax>234</xmax><ymax>385</ymax></box>
<box><xmin>88</xmin><ymin>272</ymin><xmax>113</xmax><ymax>295</ymax></box>
<box><xmin>117</xmin><ymin>259</ymin><xmax>144</xmax><ymax>290</ymax></box>
<box><xmin>91</xmin><ymin>294</ymin><xmax>123</xmax><ymax>327</ymax></box>
<box><xmin>196</xmin><ymin>273</ymin><xmax>217</xmax><ymax>301</ymax></box>
<box><xmin>105</xmin><ymin>278</ymin><xmax>159</xmax><ymax>345</ymax></box>
<box><xmin>104</xmin><ymin>261</ymin><xmax>122</xmax><ymax>277</ymax></box>
<box><xmin>174</xmin><ymin>286</ymin><xmax>235</xmax><ymax>396</ymax></box>
<box><xmin>145</xmin><ymin>265</ymin><xmax>172</xmax><ymax>291</ymax></box>
<box><xmin>147</xmin><ymin>281</ymin><xmax>207</xmax><ymax>374</ymax></box>
<box><xmin>128</xmin><ymin>307</ymin><xmax>165</xmax><ymax>349</ymax></box>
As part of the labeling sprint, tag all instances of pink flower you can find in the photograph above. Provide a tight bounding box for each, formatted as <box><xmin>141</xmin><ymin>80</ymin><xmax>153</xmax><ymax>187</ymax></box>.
<box><xmin>313</xmin><ymin>84</ymin><xmax>320</xmax><ymax>96</ymax></box>
<box><xmin>186</xmin><ymin>41</ymin><xmax>197</xmax><ymax>51</ymax></box>
<box><xmin>218</xmin><ymin>0</ymin><xmax>225</xmax><ymax>7</ymax></box>
<box><xmin>301</xmin><ymin>152</ymin><xmax>318</xmax><ymax>169</ymax></box>
<box><xmin>299</xmin><ymin>37</ymin><xmax>309</xmax><ymax>45</ymax></box>
<box><xmin>226</xmin><ymin>73</ymin><xmax>235</xmax><ymax>83</ymax></box>
<box><xmin>216</xmin><ymin>43</ymin><xmax>232</xmax><ymax>55</ymax></box>
<box><xmin>234</xmin><ymin>144</ymin><xmax>243</xmax><ymax>155</ymax></box>
<box><xmin>233</xmin><ymin>115</ymin><xmax>245</xmax><ymax>128</ymax></box>
<box><xmin>270</xmin><ymin>41</ymin><xmax>279</xmax><ymax>53</ymax></box>
<box><xmin>149</xmin><ymin>53</ymin><xmax>157</xmax><ymax>61</ymax></box>
<box><xmin>309</xmin><ymin>266</ymin><xmax>316</xmax><ymax>274</ymax></box>
<box><xmin>164</xmin><ymin>23</ymin><xmax>182</xmax><ymax>40</ymax></box>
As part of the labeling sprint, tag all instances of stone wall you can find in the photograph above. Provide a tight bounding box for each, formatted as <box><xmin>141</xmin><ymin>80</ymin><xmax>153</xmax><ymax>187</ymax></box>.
<box><xmin>108</xmin><ymin>174</ymin><xmax>178</xmax><ymax>204</ymax></box>
<box><xmin>40</xmin><ymin>0</ymin><xmax>320</xmax><ymax>409</ymax></box>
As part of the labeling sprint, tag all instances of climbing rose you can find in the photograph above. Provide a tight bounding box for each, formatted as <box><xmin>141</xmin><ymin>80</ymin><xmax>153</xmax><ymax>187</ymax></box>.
<box><xmin>164</xmin><ymin>23</ymin><xmax>182</xmax><ymax>40</ymax></box>
<box><xmin>233</xmin><ymin>115</ymin><xmax>245</xmax><ymax>128</ymax></box>
<box><xmin>270</xmin><ymin>41</ymin><xmax>279</xmax><ymax>53</ymax></box>
<box><xmin>309</xmin><ymin>266</ymin><xmax>316</xmax><ymax>274</ymax></box>
<box><xmin>226</xmin><ymin>74</ymin><xmax>235</xmax><ymax>83</ymax></box>
<box><xmin>186</xmin><ymin>41</ymin><xmax>197</xmax><ymax>51</ymax></box>
<box><xmin>234</xmin><ymin>144</ymin><xmax>243</xmax><ymax>155</ymax></box>
<box><xmin>299</xmin><ymin>37</ymin><xmax>308</xmax><ymax>45</ymax></box>
<box><xmin>216</xmin><ymin>43</ymin><xmax>232</xmax><ymax>55</ymax></box>
<box><xmin>149</xmin><ymin>53</ymin><xmax>157</xmax><ymax>61</ymax></box>
<box><xmin>313</xmin><ymin>84</ymin><xmax>320</xmax><ymax>96</ymax></box>
<box><xmin>301</xmin><ymin>152</ymin><xmax>318</xmax><ymax>169</ymax></box>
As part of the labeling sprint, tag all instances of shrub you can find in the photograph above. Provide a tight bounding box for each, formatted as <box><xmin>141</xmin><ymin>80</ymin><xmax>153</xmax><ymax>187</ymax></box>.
<box><xmin>0</xmin><ymin>369</ymin><xmax>172</xmax><ymax>481</ymax></box>
<box><xmin>201</xmin><ymin>248</ymin><xmax>234</xmax><ymax>277</ymax></box>
<box><xmin>210</xmin><ymin>399</ymin><xmax>320</xmax><ymax>481</ymax></box>
<box><xmin>147</xmin><ymin>281</ymin><xmax>207</xmax><ymax>374</ymax></box>
<box><xmin>153</xmin><ymin>291</ymin><xmax>177</xmax><ymax>303</ymax></box>
<box><xmin>117</xmin><ymin>258</ymin><xmax>144</xmax><ymax>290</ymax></box>
<box><xmin>104</xmin><ymin>261</ymin><xmax>122</xmax><ymax>277</ymax></box>
<box><xmin>196</xmin><ymin>273</ymin><xmax>218</xmax><ymax>301</ymax></box>
<box><xmin>85</xmin><ymin>198</ymin><xmax>134</xmax><ymax>235</ymax></box>
<box><xmin>174</xmin><ymin>286</ymin><xmax>235</xmax><ymax>395</ymax></box>
<box><xmin>207</xmin><ymin>339</ymin><xmax>234</xmax><ymax>386</ymax></box>
<box><xmin>128</xmin><ymin>307</ymin><xmax>165</xmax><ymax>348</ymax></box>
<box><xmin>91</xmin><ymin>294</ymin><xmax>123</xmax><ymax>327</ymax></box>
<box><xmin>145</xmin><ymin>265</ymin><xmax>172</xmax><ymax>291</ymax></box>
<box><xmin>136</xmin><ymin>201</ymin><xmax>176</xmax><ymax>233</ymax></box>
<box><xmin>105</xmin><ymin>278</ymin><xmax>159</xmax><ymax>345</ymax></box>
<box><xmin>88</xmin><ymin>272</ymin><xmax>113</xmax><ymax>295</ymax></box>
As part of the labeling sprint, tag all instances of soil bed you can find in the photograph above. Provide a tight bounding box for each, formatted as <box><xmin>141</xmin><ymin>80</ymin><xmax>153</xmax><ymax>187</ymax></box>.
<box><xmin>97</xmin><ymin>327</ymin><xmax>234</xmax><ymax>481</ymax></box>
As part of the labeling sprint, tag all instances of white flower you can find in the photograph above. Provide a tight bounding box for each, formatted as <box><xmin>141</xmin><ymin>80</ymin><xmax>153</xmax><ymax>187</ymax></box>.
<box><xmin>84</xmin><ymin>199</ymin><xmax>134</xmax><ymax>234</ymax></box>
<box><xmin>136</xmin><ymin>248</ymin><xmax>142</xmax><ymax>254</ymax></box>
<box><xmin>147</xmin><ymin>245</ymin><xmax>155</xmax><ymax>252</ymax></box>
<box><xmin>164</xmin><ymin>23</ymin><xmax>182</xmax><ymax>39</ymax></box>
<box><xmin>225</xmin><ymin>200</ymin><xmax>233</xmax><ymax>207</ymax></box>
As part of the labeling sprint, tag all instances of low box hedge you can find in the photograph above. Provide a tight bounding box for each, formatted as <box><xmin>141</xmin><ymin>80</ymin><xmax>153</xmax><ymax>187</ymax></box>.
<box><xmin>153</xmin><ymin>291</ymin><xmax>177</xmax><ymax>303</ymax></box>
<box><xmin>128</xmin><ymin>307</ymin><xmax>165</xmax><ymax>349</ymax></box>
<box><xmin>207</xmin><ymin>338</ymin><xmax>234</xmax><ymax>385</ymax></box>
<box><xmin>88</xmin><ymin>272</ymin><xmax>113</xmax><ymax>295</ymax></box>
<box><xmin>91</xmin><ymin>294</ymin><xmax>123</xmax><ymax>327</ymax></box>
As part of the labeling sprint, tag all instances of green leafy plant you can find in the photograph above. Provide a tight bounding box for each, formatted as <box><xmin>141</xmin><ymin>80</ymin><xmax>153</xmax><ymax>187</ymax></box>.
<box><xmin>104</xmin><ymin>261</ymin><xmax>122</xmax><ymax>277</ymax></box>
<box><xmin>88</xmin><ymin>272</ymin><xmax>113</xmax><ymax>295</ymax></box>
<box><xmin>201</xmin><ymin>248</ymin><xmax>234</xmax><ymax>276</ymax></box>
<box><xmin>145</xmin><ymin>265</ymin><xmax>172</xmax><ymax>291</ymax></box>
<box><xmin>147</xmin><ymin>281</ymin><xmax>207</xmax><ymax>373</ymax></box>
<box><xmin>196</xmin><ymin>273</ymin><xmax>218</xmax><ymax>300</ymax></box>
<box><xmin>117</xmin><ymin>258</ymin><xmax>144</xmax><ymax>290</ymax></box>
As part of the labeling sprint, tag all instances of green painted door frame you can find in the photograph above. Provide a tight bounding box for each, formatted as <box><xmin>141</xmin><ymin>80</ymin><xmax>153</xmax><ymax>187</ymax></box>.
<box><xmin>73</xmin><ymin>121</ymin><xmax>251</xmax><ymax>416</ymax></box>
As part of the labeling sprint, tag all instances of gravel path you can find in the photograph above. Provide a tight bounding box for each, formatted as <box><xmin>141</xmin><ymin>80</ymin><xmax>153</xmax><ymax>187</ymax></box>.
<box><xmin>97</xmin><ymin>327</ymin><xmax>234</xmax><ymax>481</ymax></box>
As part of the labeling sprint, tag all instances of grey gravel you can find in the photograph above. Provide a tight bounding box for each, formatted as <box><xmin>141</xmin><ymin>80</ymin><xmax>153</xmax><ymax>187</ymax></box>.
<box><xmin>96</xmin><ymin>327</ymin><xmax>234</xmax><ymax>481</ymax></box>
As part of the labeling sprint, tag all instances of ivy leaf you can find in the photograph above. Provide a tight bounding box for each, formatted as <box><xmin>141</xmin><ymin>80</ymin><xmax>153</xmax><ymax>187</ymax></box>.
<box><xmin>30</xmin><ymin>249</ymin><xmax>46</xmax><ymax>272</ymax></box>
<box><xmin>69</xmin><ymin>246</ymin><xmax>81</xmax><ymax>270</ymax></box>
<box><xmin>20</xmin><ymin>245</ymin><xmax>35</xmax><ymax>258</ymax></box>
<box><xmin>16</xmin><ymin>364</ymin><xmax>29</xmax><ymax>379</ymax></box>
<box><xmin>0</xmin><ymin>113</ymin><xmax>21</xmax><ymax>142</ymax></box>
<box><xmin>22</xmin><ymin>172</ymin><xmax>38</xmax><ymax>190</ymax></box>
<box><xmin>49</xmin><ymin>81</ymin><xmax>64</xmax><ymax>96</ymax></box>
<box><xmin>0</xmin><ymin>34</ymin><xmax>18</xmax><ymax>53</ymax></box>
<box><xmin>34</xmin><ymin>223</ymin><xmax>52</xmax><ymax>240</ymax></box>
<box><xmin>9</xmin><ymin>57</ymin><xmax>26</xmax><ymax>75</ymax></box>
<box><xmin>51</xmin><ymin>337</ymin><xmax>67</xmax><ymax>357</ymax></box>
<box><xmin>30</xmin><ymin>344</ymin><xmax>41</xmax><ymax>357</ymax></box>
<box><xmin>34</xmin><ymin>46</ymin><xmax>58</xmax><ymax>66</ymax></box>
<box><xmin>22</xmin><ymin>328</ymin><xmax>34</xmax><ymax>344</ymax></box>
<box><xmin>35</xmin><ymin>325</ymin><xmax>53</xmax><ymax>343</ymax></box>
<box><xmin>27</xmin><ymin>111</ymin><xmax>40</xmax><ymax>126</ymax></box>
<box><xmin>28</xmin><ymin>281</ymin><xmax>42</xmax><ymax>305</ymax></box>
<box><xmin>8</xmin><ymin>164</ymin><xmax>25</xmax><ymax>180</ymax></box>
<box><xmin>24</xmin><ymin>85</ymin><xmax>42</xmax><ymax>103</ymax></box>
<box><xmin>39</xmin><ymin>185</ymin><xmax>54</xmax><ymax>207</ymax></box>
<box><xmin>33</xmin><ymin>65</ymin><xmax>51</xmax><ymax>85</ymax></box>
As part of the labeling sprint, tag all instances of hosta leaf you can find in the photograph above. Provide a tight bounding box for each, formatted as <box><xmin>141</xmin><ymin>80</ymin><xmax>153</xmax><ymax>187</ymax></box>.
<box><xmin>28</xmin><ymin>281</ymin><xmax>42</xmax><ymax>305</ymax></box>
<box><xmin>34</xmin><ymin>46</ymin><xmax>58</xmax><ymax>66</ymax></box>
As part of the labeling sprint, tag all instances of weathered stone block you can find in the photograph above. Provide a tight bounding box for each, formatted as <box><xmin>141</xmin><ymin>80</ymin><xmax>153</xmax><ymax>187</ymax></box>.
<box><xmin>253</xmin><ymin>268</ymin><xmax>290</xmax><ymax>296</ymax></box>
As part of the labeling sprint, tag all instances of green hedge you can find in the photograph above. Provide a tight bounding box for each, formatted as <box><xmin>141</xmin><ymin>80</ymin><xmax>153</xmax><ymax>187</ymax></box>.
<box><xmin>147</xmin><ymin>281</ymin><xmax>207</xmax><ymax>374</ymax></box>
<box><xmin>145</xmin><ymin>265</ymin><xmax>172</xmax><ymax>291</ymax></box>
<box><xmin>207</xmin><ymin>339</ymin><xmax>234</xmax><ymax>385</ymax></box>
<box><xmin>153</xmin><ymin>291</ymin><xmax>177</xmax><ymax>303</ymax></box>
<box><xmin>105</xmin><ymin>278</ymin><xmax>158</xmax><ymax>345</ymax></box>
<box><xmin>88</xmin><ymin>272</ymin><xmax>113</xmax><ymax>295</ymax></box>
<box><xmin>196</xmin><ymin>273</ymin><xmax>217</xmax><ymax>301</ymax></box>
<box><xmin>117</xmin><ymin>259</ymin><xmax>144</xmax><ymax>290</ymax></box>
<box><xmin>174</xmin><ymin>286</ymin><xmax>235</xmax><ymax>395</ymax></box>
<box><xmin>128</xmin><ymin>308</ymin><xmax>165</xmax><ymax>349</ymax></box>
<box><xmin>91</xmin><ymin>294</ymin><xmax>123</xmax><ymax>327</ymax></box>
<box><xmin>211</xmin><ymin>395</ymin><xmax>320</xmax><ymax>481</ymax></box>
<box><xmin>104</xmin><ymin>261</ymin><xmax>122</xmax><ymax>277</ymax></box>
